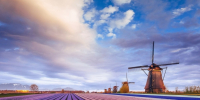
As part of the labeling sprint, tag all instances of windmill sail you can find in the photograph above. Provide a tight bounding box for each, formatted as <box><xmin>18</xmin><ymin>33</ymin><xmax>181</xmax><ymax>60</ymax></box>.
<box><xmin>126</xmin><ymin>73</ymin><xmax>128</xmax><ymax>82</ymax></box>
<box><xmin>152</xmin><ymin>41</ymin><xmax>154</xmax><ymax>64</ymax></box>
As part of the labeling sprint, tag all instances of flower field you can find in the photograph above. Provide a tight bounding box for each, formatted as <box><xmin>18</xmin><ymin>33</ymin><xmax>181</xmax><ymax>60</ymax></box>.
<box><xmin>0</xmin><ymin>93</ymin><xmax>156</xmax><ymax>100</ymax></box>
<box><xmin>75</xmin><ymin>93</ymin><xmax>155</xmax><ymax>100</ymax></box>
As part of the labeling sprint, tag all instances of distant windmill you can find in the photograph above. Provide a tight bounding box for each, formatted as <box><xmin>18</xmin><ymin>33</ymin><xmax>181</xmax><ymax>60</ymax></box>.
<box><xmin>128</xmin><ymin>41</ymin><xmax>179</xmax><ymax>93</ymax></box>
<box><xmin>104</xmin><ymin>89</ymin><xmax>107</xmax><ymax>93</ymax></box>
<box><xmin>107</xmin><ymin>84</ymin><xmax>112</xmax><ymax>93</ymax></box>
<box><xmin>120</xmin><ymin>73</ymin><xmax>135</xmax><ymax>93</ymax></box>
<box><xmin>108</xmin><ymin>88</ymin><xmax>111</xmax><ymax>93</ymax></box>
<box><xmin>112</xmin><ymin>82</ymin><xmax>118</xmax><ymax>93</ymax></box>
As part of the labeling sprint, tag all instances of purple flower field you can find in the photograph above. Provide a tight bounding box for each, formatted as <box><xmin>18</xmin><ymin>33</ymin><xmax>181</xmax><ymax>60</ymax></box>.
<box><xmin>0</xmin><ymin>93</ymin><xmax>157</xmax><ymax>100</ymax></box>
<box><xmin>76</xmin><ymin>93</ymin><xmax>155</xmax><ymax>100</ymax></box>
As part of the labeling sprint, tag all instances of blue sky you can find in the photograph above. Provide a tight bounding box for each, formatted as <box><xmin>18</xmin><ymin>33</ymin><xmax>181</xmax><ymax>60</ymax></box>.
<box><xmin>0</xmin><ymin>0</ymin><xmax>200</xmax><ymax>92</ymax></box>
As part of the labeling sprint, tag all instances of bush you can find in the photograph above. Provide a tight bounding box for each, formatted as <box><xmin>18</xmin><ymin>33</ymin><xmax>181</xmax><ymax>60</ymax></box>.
<box><xmin>184</xmin><ymin>86</ymin><xmax>200</xmax><ymax>94</ymax></box>
<box><xmin>50</xmin><ymin>91</ymin><xmax>56</xmax><ymax>93</ymax></box>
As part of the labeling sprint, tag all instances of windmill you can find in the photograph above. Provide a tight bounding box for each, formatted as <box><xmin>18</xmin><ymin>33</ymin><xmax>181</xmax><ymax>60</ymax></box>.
<box><xmin>108</xmin><ymin>88</ymin><xmax>111</xmax><ymax>93</ymax></box>
<box><xmin>128</xmin><ymin>41</ymin><xmax>179</xmax><ymax>93</ymax></box>
<box><xmin>120</xmin><ymin>73</ymin><xmax>135</xmax><ymax>93</ymax></box>
<box><xmin>112</xmin><ymin>82</ymin><xmax>118</xmax><ymax>93</ymax></box>
<box><xmin>107</xmin><ymin>84</ymin><xmax>112</xmax><ymax>93</ymax></box>
<box><xmin>104</xmin><ymin>89</ymin><xmax>107</xmax><ymax>93</ymax></box>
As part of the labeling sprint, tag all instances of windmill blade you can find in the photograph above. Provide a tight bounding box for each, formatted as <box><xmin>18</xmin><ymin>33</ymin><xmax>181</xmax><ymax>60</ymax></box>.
<box><xmin>128</xmin><ymin>82</ymin><xmax>135</xmax><ymax>84</ymax></box>
<box><xmin>128</xmin><ymin>65</ymin><xmax>149</xmax><ymax>69</ymax></box>
<box><xmin>152</xmin><ymin>41</ymin><xmax>154</xmax><ymax>64</ymax></box>
<box><xmin>158</xmin><ymin>62</ymin><xmax>179</xmax><ymax>66</ymax></box>
<box><xmin>126</xmin><ymin>73</ymin><xmax>128</xmax><ymax>82</ymax></box>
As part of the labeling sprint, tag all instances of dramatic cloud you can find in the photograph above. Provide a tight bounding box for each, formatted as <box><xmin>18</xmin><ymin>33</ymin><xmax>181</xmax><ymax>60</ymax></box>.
<box><xmin>0</xmin><ymin>0</ymin><xmax>103</xmax><ymax>89</ymax></box>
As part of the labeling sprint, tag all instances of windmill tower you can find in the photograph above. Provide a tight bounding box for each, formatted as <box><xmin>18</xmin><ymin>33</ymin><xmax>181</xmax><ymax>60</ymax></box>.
<box><xmin>120</xmin><ymin>73</ymin><xmax>135</xmax><ymax>93</ymax></box>
<box><xmin>128</xmin><ymin>41</ymin><xmax>179</xmax><ymax>93</ymax></box>
<box><xmin>108</xmin><ymin>88</ymin><xmax>111</xmax><ymax>93</ymax></box>
<box><xmin>104</xmin><ymin>89</ymin><xmax>107</xmax><ymax>93</ymax></box>
<box><xmin>112</xmin><ymin>82</ymin><xmax>118</xmax><ymax>93</ymax></box>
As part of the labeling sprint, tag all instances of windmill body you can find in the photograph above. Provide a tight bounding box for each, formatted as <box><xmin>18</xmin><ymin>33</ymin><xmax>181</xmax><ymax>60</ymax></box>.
<box><xmin>120</xmin><ymin>81</ymin><xmax>129</xmax><ymax>93</ymax></box>
<box><xmin>120</xmin><ymin>73</ymin><xmax>135</xmax><ymax>93</ymax></box>
<box><xmin>112</xmin><ymin>86</ymin><xmax>118</xmax><ymax>93</ymax></box>
<box><xmin>108</xmin><ymin>88</ymin><xmax>112</xmax><ymax>93</ymax></box>
<box><xmin>104</xmin><ymin>89</ymin><xmax>107</xmax><ymax>93</ymax></box>
<box><xmin>128</xmin><ymin>41</ymin><xmax>179</xmax><ymax>93</ymax></box>
<box><xmin>144</xmin><ymin>64</ymin><xmax>166</xmax><ymax>93</ymax></box>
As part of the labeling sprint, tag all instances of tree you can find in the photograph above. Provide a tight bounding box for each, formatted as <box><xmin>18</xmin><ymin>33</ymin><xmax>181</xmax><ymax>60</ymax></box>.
<box><xmin>30</xmin><ymin>84</ymin><xmax>39</xmax><ymax>91</ymax></box>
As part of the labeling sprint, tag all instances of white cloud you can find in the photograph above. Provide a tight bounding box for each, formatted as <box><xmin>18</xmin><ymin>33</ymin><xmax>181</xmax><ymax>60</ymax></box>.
<box><xmin>180</xmin><ymin>20</ymin><xmax>184</xmax><ymax>24</ymax></box>
<box><xmin>173</xmin><ymin>5</ymin><xmax>192</xmax><ymax>17</ymax></box>
<box><xmin>110</xmin><ymin>10</ymin><xmax>135</xmax><ymax>29</ymax></box>
<box><xmin>107</xmin><ymin>32</ymin><xmax>116</xmax><ymax>39</ymax></box>
<box><xmin>93</xmin><ymin>20</ymin><xmax>106</xmax><ymax>29</ymax></box>
<box><xmin>112</xmin><ymin>0</ymin><xmax>131</xmax><ymax>5</ymax></box>
<box><xmin>84</xmin><ymin>8</ymin><xmax>96</xmax><ymax>21</ymax></box>
<box><xmin>108</xmin><ymin>27</ymin><xmax>113</xmax><ymax>33</ymax></box>
<box><xmin>84</xmin><ymin>0</ymin><xmax>93</xmax><ymax>6</ymax></box>
<box><xmin>97</xmin><ymin>34</ymin><xmax>104</xmax><ymax>39</ymax></box>
<box><xmin>100</xmin><ymin>5</ymin><xmax>118</xmax><ymax>14</ymax></box>
<box><xmin>104</xmin><ymin>10</ymin><xmax>134</xmax><ymax>39</ymax></box>
<box><xmin>94</xmin><ymin>5</ymin><xmax>118</xmax><ymax>28</ymax></box>
<box><xmin>100</xmin><ymin>13</ymin><xmax>111</xmax><ymax>19</ymax></box>
<box><xmin>131</xmin><ymin>24</ymin><xmax>136</xmax><ymax>29</ymax></box>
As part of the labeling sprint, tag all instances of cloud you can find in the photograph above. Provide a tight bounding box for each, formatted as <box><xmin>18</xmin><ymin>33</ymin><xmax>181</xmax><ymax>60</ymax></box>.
<box><xmin>84</xmin><ymin>8</ymin><xmax>97</xmax><ymax>21</ymax></box>
<box><xmin>112</xmin><ymin>0</ymin><xmax>131</xmax><ymax>5</ymax></box>
<box><xmin>100</xmin><ymin>14</ymin><xmax>110</xmax><ymax>20</ymax></box>
<box><xmin>93</xmin><ymin>5</ymin><xmax>119</xmax><ymax>33</ymax></box>
<box><xmin>93</xmin><ymin>20</ymin><xmax>106</xmax><ymax>29</ymax></box>
<box><xmin>131</xmin><ymin>24</ymin><xmax>136</xmax><ymax>29</ymax></box>
<box><xmin>84</xmin><ymin>0</ymin><xmax>93</xmax><ymax>5</ymax></box>
<box><xmin>0</xmin><ymin>0</ymin><xmax>200</xmax><ymax>92</ymax></box>
<box><xmin>99</xmin><ymin>5</ymin><xmax>118</xmax><ymax>21</ymax></box>
<box><xmin>107</xmin><ymin>32</ymin><xmax>116</xmax><ymax>39</ymax></box>
<box><xmin>133</xmin><ymin>0</ymin><xmax>172</xmax><ymax>28</ymax></box>
<box><xmin>173</xmin><ymin>5</ymin><xmax>192</xmax><ymax>17</ymax></box>
<box><xmin>0</xmin><ymin>0</ymin><xmax>104</xmax><ymax>88</ymax></box>
<box><xmin>110</xmin><ymin>10</ymin><xmax>135</xmax><ymax>29</ymax></box>
<box><xmin>97</xmin><ymin>34</ymin><xmax>104</xmax><ymax>39</ymax></box>
<box><xmin>0</xmin><ymin>0</ymin><xmax>135</xmax><ymax>91</ymax></box>
<box><xmin>100</xmin><ymin>5</ymin><xmax>119</xmax><ymax>14</ymax></box>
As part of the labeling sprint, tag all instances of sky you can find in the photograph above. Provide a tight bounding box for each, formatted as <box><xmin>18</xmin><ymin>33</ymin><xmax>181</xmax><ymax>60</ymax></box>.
<box><xmin>0</xmin><ymin>0</ymin><xmax>200</xmax><ymax>92</ymax></box>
